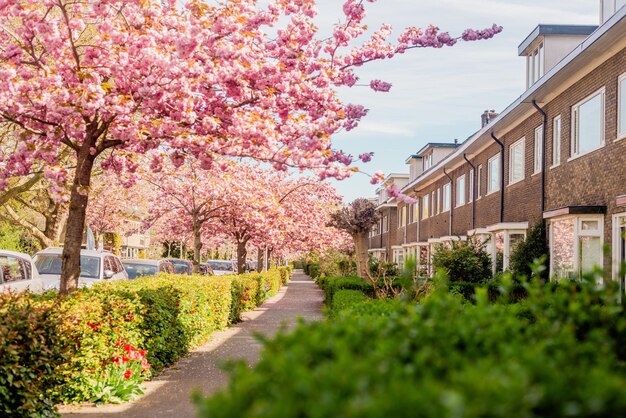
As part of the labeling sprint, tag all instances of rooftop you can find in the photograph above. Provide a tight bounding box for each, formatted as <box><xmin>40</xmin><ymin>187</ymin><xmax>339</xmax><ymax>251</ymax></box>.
<box><xmin>518</xmin><ymin>24</ymin><xmax>598</xmax><ymax>56</ymax></box>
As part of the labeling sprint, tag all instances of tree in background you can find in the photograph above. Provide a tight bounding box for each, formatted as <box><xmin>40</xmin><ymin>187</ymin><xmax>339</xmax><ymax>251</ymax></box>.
<box><xmin>329</xmin><ymin>198</ymin><xmax>380</xmax><ymax>280</ymax></box>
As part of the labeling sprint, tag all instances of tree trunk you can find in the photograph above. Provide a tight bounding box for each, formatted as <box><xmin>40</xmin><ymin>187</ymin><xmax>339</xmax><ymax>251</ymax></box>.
<box><xmin>353</xmin><ymin>232</ymin><xmax>371</xmax><ymax>281</ymax></box>
<box><xmin>256</xmin><ymin>247</ymin><xmax>263</xmax><ymax>273</ymax></box>
<box><xmin>60</xmin><ymin>149</ymin><xmax>96</xmax><ymax>295</ymax></box>
<box><xmin>236</xmin><ymin>240</ymin><xmax>247</xmax><ymax>274</ymax></box>
<box><xmin>192</xmin><ymin>220</ymin><xmax>202</xmax><ymax>274</ymax></box>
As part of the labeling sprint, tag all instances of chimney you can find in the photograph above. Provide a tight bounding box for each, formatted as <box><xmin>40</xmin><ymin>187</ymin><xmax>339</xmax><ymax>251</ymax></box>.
<box><xmin>481</xmin><ymin>109</ymin><xmax>499</xmax><ymax>128</ymax></box>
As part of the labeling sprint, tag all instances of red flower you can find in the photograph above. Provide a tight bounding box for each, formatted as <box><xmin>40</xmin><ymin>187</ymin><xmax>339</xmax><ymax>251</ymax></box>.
<box><xmin>139</xmin><ymin>350</ymin><xmax>147</xmax><ymax>357</ymax></box>
<box><xmin>123</xmin><ymin>369</ymin><xmax>133</xmax><ymax>379</ymax></box>
<box><xmin>110</xmin><ymin>356</ymin><xmax>122</xmax><ymax>365</ymax></box>
<box><xmin>141</xmin><ymin>358</ymin><xmax>151</xmax><ymax>371</ymax></box>
<box><xmin>123</xmin><ymin>343</ymin><xmax>132</xmax><ymax>352</ymax></box>
<box><xmin>122</xmin><ymin>355</ymin><xmax>130</xmax><ymax>363</ymax></box>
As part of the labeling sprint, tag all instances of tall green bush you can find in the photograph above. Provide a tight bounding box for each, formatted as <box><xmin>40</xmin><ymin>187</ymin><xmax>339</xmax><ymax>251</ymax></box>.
<box><xmin>509</xmin><ymin>221</ymin><xmax>549</xmax><ymax>280</ymax></box>
<box><xmin>432</xmin><ymin>239</ymin><xmax>491</xmax><ymax>283</ymax></box>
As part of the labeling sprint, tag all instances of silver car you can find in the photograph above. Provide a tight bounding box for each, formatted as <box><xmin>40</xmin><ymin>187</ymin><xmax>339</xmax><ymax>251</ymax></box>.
<box><xmin>0</xmin><ymin>250</ymin><xmax>43</xmax><ymax>293</ymax></box>
<box><xmin>33</xmin><ymin>248</ymin><xmax>128</xmax><ymax>290</ymax></box>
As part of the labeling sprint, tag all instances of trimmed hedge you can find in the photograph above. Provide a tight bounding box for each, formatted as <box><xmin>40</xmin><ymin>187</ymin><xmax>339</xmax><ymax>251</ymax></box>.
<box><xmin>195</xmin><ymin>278</ymin><xmax>626</xmax><ymax>417</ymax></box>
<box><xmin>329</xmin><ymin>290</ymin><xmax>367</xmax><ymax>316</ymax></box>
<box><xmin>1</xmin><ymin>268</ymin><xmax>290</xmax><ymax>413</ymax></box>
<box><xmin>317</xmin><ymin>276</ymin><xmax>373</xmax><ymax>306</ymax></box>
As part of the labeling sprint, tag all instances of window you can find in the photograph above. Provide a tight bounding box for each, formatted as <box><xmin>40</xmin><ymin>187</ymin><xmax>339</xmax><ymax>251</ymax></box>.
<box><xmin>509</xmin><ymin>138</ymin><xmax>525</xmax><ymax>185</ymax></box>
<box><xmin>401</xmin><ymin>206</ymin><xmax>407</xmax><ymax>227</ymax></box>
<box><xmin>423</xmin><ymin>153</ymin><xmax>433</xmax><ymax>170</ymax></box>
<box><xmin>442</xmin><ymin>183</ymin><xmax>451</xmax><ymax>212</ymax></box>
<box><xmin>550</xmin><ymin>216</ymin><xmax>604</xmax><ymax>280</ymax></box>
<box><xmin>435</xmin><ymin>189</ymin><xmax>440</xmax><ymax>215</ymax></box>
<box><xmin>601</xmin><ymin>0</ymin><xmax>626</xmax><ymax>23</ymax></box>
<box><xmin>552</xmin><ymin>115</ymin><xmax>561</xmax><ymax>166</ymax></box>
<box><xmin>468</xmin><ymin>169</ymin><xmax>474</xmax><ymax>203</ymax></box>
<box><xmin>456</xmin><ymin>175</ymin><xmax>466</xmax><ymax>207</ymax></box>
<box><xmin>527</xmin><ymin>43</ymin><xmax>544</xmax><ymax>87</ymax></box>
<box><xmin>571</xmin><ymin>88</ymin><xmax>605</xmax><ymax>158</ymax></box>
<box><xmin>477</xmin><ymin>165</ymin><xmax>483</xmax><ymax>198</ymax></box>
<box><xmin>383</xmin><ymin>215</ymin><xmax>388</xmax><ymax>233</ymax></box>
<box><xmin>422</xmin><ymin>195</ymin><xmax>430</xmax><ymax>219</ymax></box>
<box><xmin>534</xmin><ymin>126</ymin><xmax>543</xmax><ymax>174</ymax></box>
<box><xmin>413</xmin><ymin>203</ymin><xmax>419</xmax><ymax>223</ymax></box>
<box><xmin>488</xmin><ymin>154</ymin><xmax>500</xmax><ymax>194</ymax></box>
<box><xmin>619</xmin><ymin>73</ymin><xmax>626</xmax><ymax>140</ymax></box>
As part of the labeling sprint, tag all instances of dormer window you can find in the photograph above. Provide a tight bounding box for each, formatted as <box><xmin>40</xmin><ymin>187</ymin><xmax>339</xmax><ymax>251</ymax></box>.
<box><xmin>601</xmin><ymin>0</ymin><xmax>626</xmax><ymax>24</ymax></box>
<box><xmin>423</xmin><ymin>153</ymin><xmax>433</xmax><ymax>171</ymax></box>
<box><xmin>527</xmin><ymin>43</ymin><xmax>544</xmax><ymax>88</ymax></box>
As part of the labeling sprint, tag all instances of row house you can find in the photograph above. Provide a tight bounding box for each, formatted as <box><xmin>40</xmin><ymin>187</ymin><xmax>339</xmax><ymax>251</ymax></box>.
<box><xmin>370</xmin><ymin>1</ymin><xmax>626</xmax><ymax>283</ymax></box>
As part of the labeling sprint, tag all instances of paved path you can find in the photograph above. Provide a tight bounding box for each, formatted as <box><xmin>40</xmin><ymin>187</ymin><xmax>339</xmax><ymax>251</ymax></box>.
<box><xmin>59</xmin><ymin>270</ymin><xmax>323</xmax><ymax>418</ymax></box>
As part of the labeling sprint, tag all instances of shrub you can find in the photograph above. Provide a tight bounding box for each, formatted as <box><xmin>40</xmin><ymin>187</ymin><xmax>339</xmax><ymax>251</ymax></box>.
<box><xmin>195</xmin><ymin>277</ymin><xmax>626</xmax><ymax>418</ymax></box>
<box><xmin>509</xmin><ymin>221</ymin><xmax>549</xmax><ymax>280</ymax></box>
<box><xmin>329</xmin><ymin>290</ymin><xmax>367</xmax><ymax>316</ymax></box>
<box><xmin>0</xmin><ymin>293</ymin><xmax>66</xmax><ymax>418</ymax></box>
<box><xmin>431</xmin><ymin>239</ymin><xmax>492</xmax><ymax>283</ymax></box>
<box><xmin>318</xmin><ymin>276</ymin><xmax>373</xmax><ymax>306</ymax></box>
<box><xmin>309</xmin><ymin>263</ymin><xmax>320</xmax><ymax>280</ymax></box>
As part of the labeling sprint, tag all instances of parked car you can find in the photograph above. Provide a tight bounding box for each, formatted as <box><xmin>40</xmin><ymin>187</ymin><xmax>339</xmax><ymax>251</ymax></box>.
<box><xmin>0</xmin><ymin>250</ymin><xmax>43</xmax><ymax>293</ymax></box>
<box><xmin>33</xmin><ymin>248</ymin><xmax>128</xmax><ymax>289</ymax></box>
<box><xmin>122</xmin><ymin>259</ymin><xmax>175</xmax><ymax>280</ymax></box>
<box><xmin>165</xmin><ymin>258</ymin><xmax>193</xmax><ymax>275</ymax></box>
<box><xmin>199</xmin><ymin>263</ymin><xmax>214</xmax><ymax>275</ymax></box>
<box><xmin>206</xmin><ymin>260</ymin><xmax>237</xmax><ymax>276</ymax></box>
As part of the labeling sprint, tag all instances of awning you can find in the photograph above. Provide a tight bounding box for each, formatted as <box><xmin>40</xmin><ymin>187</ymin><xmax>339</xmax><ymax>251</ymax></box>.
<box><xmin>543</xmin><ymin>206</ymin><xmax>606</xmax><ymax>219</ymax></box>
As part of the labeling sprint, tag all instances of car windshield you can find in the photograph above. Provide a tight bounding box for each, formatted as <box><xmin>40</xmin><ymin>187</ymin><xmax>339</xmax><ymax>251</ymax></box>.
<box><xmin>33</xmin><ymin>254</ymin><xmax>100</xmax><ymax>279</ymax></box>
<box><xmin>209</xmin><ymin>261</ymin><xmax>233</xmax><ymax>271</ymax></box>
<box><xmin>123</xmin><ymin>263</ymin><xmax>158</xmax><ymax>280</ymax></box>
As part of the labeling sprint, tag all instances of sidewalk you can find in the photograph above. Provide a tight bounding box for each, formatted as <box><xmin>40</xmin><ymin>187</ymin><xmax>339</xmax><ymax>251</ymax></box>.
<box><xmin>60</xmin><ymin>270</ymin><xmax>323</xmax><ymax>418</ymax></box>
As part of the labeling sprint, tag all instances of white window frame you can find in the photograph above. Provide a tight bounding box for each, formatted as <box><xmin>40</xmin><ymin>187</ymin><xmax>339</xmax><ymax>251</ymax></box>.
<box><xmin>526</xmin><ymin>42</ymin><xmax>544</xmax><ymax>88</ymax></box>
<box><xmin>533</xmin><ymin>125</ymin><xmax>543</xmax><ymax>174</ymax></box>
<box><xmin>552</xmin><ymin>115</ymin><xmax>561</xmax><ymax>168</ymax></box>
<box><xmin>383</xmin><ymin>215</ymin><xmax>389</xmax><ymax>233</ymax></box>
<box><xmin>487</xmin><ymin>154</ymin><xmax>500</xmax><ymax>194</ymax></box>
<box><xmin>422</xmin><ymin>195</ymin><xmax>429</xmax><ymax>220</ymax></box>
<box><xmin>442</xmin><ymin>183</ymin><xmax>451</xmax><ymax>212</ymax></box>
<box><xmin>435</xmin><ymin>189</ymin><xmax>440</xmax><ymax>215</ymax></box>
<box><xmin>477</xmin><ymin>165</ymin><xmax>483</xmax><ymax>199</ymax></box>
<box><xmin>488</xmin><ymin>227</ymin><xmax>528</xmax><ymax>273</ymax></box>
<box><xmin>570</xmin><ymin>87</ymin><xmax>606</xmax><ymax>160</ymax></box>
<box><xmin>618</xmin><ymin>72</ymin><xmax>626</xmax><ymax>141</ymax></box>
<box><xmin>612</xmin><ymin>213</ymin><xmax>626</xmax><ymax>282</ymax></box>
<box><xmin>549</xmin><ymin>215</ymin><xmax>604</xmax><ymax>280</ymax></box>
<box><xmin>456</xmin><ymin>175</ymin><xmax>466</xmax><ymax>207</ymax></box>
<box><xmin>508</xmin><ymin>138</ymin><xmax>525</xmax><ymax>185</ymax></box>
<box><xmin>413</xmin><ymin>202</ymin><xmax>419</xmax><ymax>224</ymax></box>
<box><xmin>468</xmin><ymin>169</ymin><xmax>474</xmax><ymax>203</ymax></box>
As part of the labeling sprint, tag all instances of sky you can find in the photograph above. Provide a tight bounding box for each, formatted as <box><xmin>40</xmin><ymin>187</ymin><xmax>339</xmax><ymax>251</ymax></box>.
<box><xmin>310</xmin><ymin>0</ymin><xmax>599</xmax><ymax>202</ymax></box>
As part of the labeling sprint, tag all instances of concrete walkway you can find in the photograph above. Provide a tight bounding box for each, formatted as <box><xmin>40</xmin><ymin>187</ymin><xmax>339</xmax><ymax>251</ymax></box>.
<box><xmin>59</xmin><ymin>270</ymin><xmax>323</xmax><ymax>418</ymax></box>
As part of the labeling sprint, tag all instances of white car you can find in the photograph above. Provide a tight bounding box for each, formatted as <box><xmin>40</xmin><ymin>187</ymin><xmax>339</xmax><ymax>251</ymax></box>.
<box><xmin>0</xmin><ymin>250</ymin><xmax>43</xmax><ymax>293</ymax></box>
<box><xmin>205</xmin><ymin>260</ymin><xmax>237</xmax><ymax>276</ymax></box>
<box><xmin>33</xmin><ymin>248</ymin><xmax>128</xmax><ymax>290</ymax></box>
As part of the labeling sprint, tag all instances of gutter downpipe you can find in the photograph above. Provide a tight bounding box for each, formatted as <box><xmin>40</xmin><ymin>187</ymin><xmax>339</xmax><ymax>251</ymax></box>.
<box><xmin>490</xmin><ymin>132</ymin><xmax>505</xmax><ymax>223</ymax></box>
<box><xmin>463</xmin><ymin>153</ymin><xmax>476</xmax><ymax>230</ymax></box>
<box><xmin>531</xmin><ymin>100</ymin><xmax>547</xmax><ymax>213</ymax></box>
<box><xmin>443</xmin><ymin>167</ymin><xmax>454</xmax><ymax>236</ymax></box>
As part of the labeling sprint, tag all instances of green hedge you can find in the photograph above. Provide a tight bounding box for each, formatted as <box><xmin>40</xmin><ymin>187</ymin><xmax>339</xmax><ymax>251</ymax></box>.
<box><xmin>328</xmin><ymin>290</ymin><xmax>367</xmax><ymax>316</ymax></box>
<box><xmin>2</xmin><ymin>268</ymin><xmax>291</xmax><ymax>413</ymax></box>
<box><xmin>317</xmin><ymin>276</ymin><xmax>373</xmax><ymax>306</ymax></box>
<box><xmin>195</xmin><ymin>278</ymin><xmax>626</xmax><ymax>417</ymax></box>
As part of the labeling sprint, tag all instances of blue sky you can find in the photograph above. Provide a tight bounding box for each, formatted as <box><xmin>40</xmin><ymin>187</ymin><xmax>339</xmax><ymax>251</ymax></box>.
<box><xmin>313</xmin><ymin>0</ymin><xmax>599</xmax><ymax>202</ymax></box>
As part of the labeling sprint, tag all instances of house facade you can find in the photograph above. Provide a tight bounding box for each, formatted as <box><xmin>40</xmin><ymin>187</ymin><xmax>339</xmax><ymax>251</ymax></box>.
<box><xmin>368</xmin><ymin>1</ymin><xmax>626</xmax><ymax>283</ymax></box>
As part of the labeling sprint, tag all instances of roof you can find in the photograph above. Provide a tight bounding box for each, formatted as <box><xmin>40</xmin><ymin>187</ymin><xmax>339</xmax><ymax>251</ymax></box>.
<box><xmin>35</xmin><ymin>248</ymin><xmax>114</xmax><ymax>257</ymax></box>
<box><xmin>414</xmin><ymin>142</ymin><xmax>459</xmax><ymax>157</ymax></box>
<box><xmin>402</xmin><ymin>8</ymin><xmax>626</xmax><ymax>195</ymax></box>
<box><xmin>0</xmin><ymin>249</ymin><xmax>32</xmax><ymax>260</ymax></box>
<box><xmin>122</xmin><ymin>259</ymin><xmax>160</xmax><ymax>265</ymax></box>
<box><xmin>518</xmin><ymin>24</ymin><xmax>598</xmax><ymax>56</ymax></box>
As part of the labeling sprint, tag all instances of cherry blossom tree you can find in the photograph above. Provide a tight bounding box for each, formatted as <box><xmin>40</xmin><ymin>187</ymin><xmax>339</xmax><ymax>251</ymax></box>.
<box><xmin>0</xmin><ymin>0</ymin><xmax>501</xmax><ymax>293</ymax></box>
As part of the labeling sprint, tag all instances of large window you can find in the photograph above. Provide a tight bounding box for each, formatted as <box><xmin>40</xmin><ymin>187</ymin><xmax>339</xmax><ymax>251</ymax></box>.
<box><xmin>550</xmin><ymin>216</ymin><xmax>604</xmax><ymax>280</ymax></box>
<box><xmin>435</xmin><ymin>190</ymin><xmax>440</xmax><ymax>215</ymax></box>
<box><xmin>509</xmin><ymin>138</ymin><xmax>525</xmax><ymax>185</ymax></box>
<box><xmin>456</xmin><ymin>175</ymin><xmax>466</xmax><ymax>207</ymax></box>
<box><xmin>413</xmin><ymin>203</ymin><xmax>419</xmax><ymax>223</ymax></box>
<box><xmin>619</xmin><ymin>73</ymin><xmax>626</xmax><ymax>140</ymax></box>
<box><xmin>422</xmin><ymin>195</ymin><xmax>429</xmax><ymax>219</ymax></box>
<box><xmin>468</xmin><ymin>169</ymin><xmax>474</xmax><ymax>203</ymax></box>
<box><xmin>477</xmin><ymin>165</ymin><xmax>483</xmax><ymax>198</ymax></box>
<box><xmin>534</xmin><ymin>125</ymin><xmax>543</xmax><ymax>174</ymax></box>
<box><xmin>552</xmin><ymin>115</ymin><xmax>561</xmax><ymax>167</ymax></box>
<box><xmin>442</xmin><ymin>183</ymin><xmax>451</xmax><ymax>212</ymax></box>
<box><xmin>571</xmin><ymin>88</ymin><xmax>605</xmax><ymax>158</ymax></box>
<box><xmin>488</xmin><ymin>154</ymin><xmax>500</xmax><ymax>194</ymax></box>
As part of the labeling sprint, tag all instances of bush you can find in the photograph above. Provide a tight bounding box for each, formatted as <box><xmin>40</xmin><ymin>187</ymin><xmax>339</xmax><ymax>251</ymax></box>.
<box><xmin>308</xmin><ymin>263</ymin><xmax>320</xmax><ymax>280</ymax></box>
<box><xmin>0</xmin><ymin>293</ymin><xmax>66</xmax><ymax>418</ymax></box>
<box><xmin>5</xmin><ymin>269</ymin><xmax>288</xmax><ymax>412</ymax></box>
<box><xmin>318</xmin><ymin>276</ymin><xmax>373</xmax><ymax>306</ymax></box>
<box><xmin>509</xmin><ymin>221</ymin><xmax>549</xmax><ymax>280</ymax></box>
<box><xmin>432</xmin><ymin>239</ymin><xmax>492</xmax><ymax>283</ymax></box>
<box><xmin>195</xmin><ymin>277</ymin><xmax>626</xmax><ymax>418</ymax></box>
<box><xmin>329</xmin><ymin>290</ymin><xmax>367</xmax><ymax>316</ymax></box>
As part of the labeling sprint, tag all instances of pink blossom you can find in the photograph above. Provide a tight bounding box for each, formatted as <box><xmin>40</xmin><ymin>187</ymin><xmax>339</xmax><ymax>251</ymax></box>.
<box><xmin>369</xmin><ymin>80</ymin><xmax>392</xmax><ymax>92</ymax></box>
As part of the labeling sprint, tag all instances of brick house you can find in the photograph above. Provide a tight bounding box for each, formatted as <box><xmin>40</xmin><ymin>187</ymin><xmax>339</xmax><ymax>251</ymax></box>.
<box><xmin>370</xmin><ymin>1</ymin><xmax>626</xmax><ymax>283</ymax></box>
